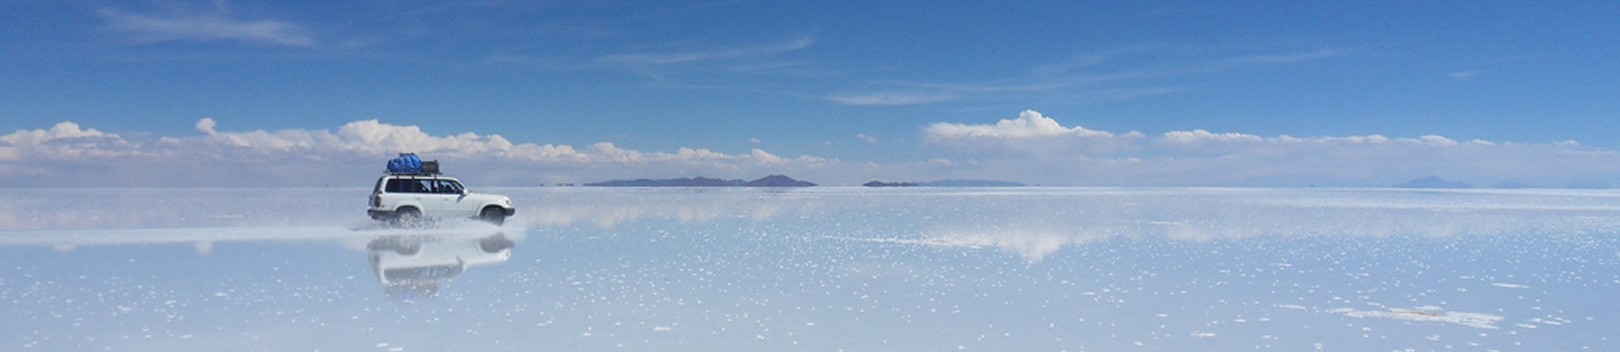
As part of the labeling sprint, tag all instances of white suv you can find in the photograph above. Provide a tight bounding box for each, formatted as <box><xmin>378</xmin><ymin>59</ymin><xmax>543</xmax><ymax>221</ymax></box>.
<box><xmin>368</xmin><ymin>174</ymin><xmax>515</xmax><ymax>225</ymax></box>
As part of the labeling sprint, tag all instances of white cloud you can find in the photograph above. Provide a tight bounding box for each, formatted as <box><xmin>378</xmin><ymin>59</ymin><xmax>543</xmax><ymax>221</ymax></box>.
<box><xmin>99</xmin><ymin>7</ymin><xmax>314</xmax><ymax>47</ymax></box>
<box><xmin>828</xmin><ymin>92</ymin><xmax>956</xmax><ymax>106</ymax></box>
<box><xmin>1418</xmin><ymin>135</ymin><xmax>1458</xmax><ymax>146</ymax></box>
<box><xmin>921</xmin><ymin>110</ymin><xmax>1620</xmax><ymax>186</ymax></box>
<box><xmin>598</xmin><ymin>36</ymin><xmax>814</xmax><ymax>65</ymax></box>
<box><xmin>7</xmin><ymin>111</ymin><xmax>1620</xmax><ymax>188</ymax></box>
<box><xmin>923</xmin><ymin>110</ymin><xmax>1142</xmax><ymax>156</ymax></box>
<box><xmin>750</xmin><ymin>149</ymin><xmax>784</xmax><ymax>164</ymax></box>
<box><xmin>926</xmin><ymin>110</ymin><xmax>1113</xmax><ymax>139</ymax></box>
<box><xmin>1449</xmin><ymin>71</ymin><xmax>1481</xmax><ymax>80</ymax></box>
<box><xmin>1160</xmin><ymin>129</ymin><xmax>1262</xmax><ymax>145</ymax></box>
<box><xmin>855</xmin><ymin>134</ymin><xmax>879</xmax><ymax>144</ymax></box>
<box><xmin>1</xmin><ymin>121</ymin><xmax>114</xmax><ymax>146</ymax></box>
<box><xmin>0</xmin><ymin>122</ymin><xmax>134</xmax><ymax>162</ymax></box>
<box><xmin>195</xmin><ymin>117</ymin><xmax>218</xmax><ymax>135</ymax></box>
<box><xmin>0</xmin><ymin>119</ymin><xmax>835</xmax><ymax>187</ymax></box>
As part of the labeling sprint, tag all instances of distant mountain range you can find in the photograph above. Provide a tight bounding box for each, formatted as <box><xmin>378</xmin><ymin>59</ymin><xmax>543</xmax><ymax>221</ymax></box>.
<box><xmin>863</xmin><ymin>179</ymin><xmax>1027</xmax><ymax>187</ymax></box>
<box><xmin>1394</xmin><ymin>176</ymin><xmax>1473</xmax><ymax>189</ymax></box>
<box><xmin>1395</xmin><ymin>176</ymin><xmax>1610</xmax><ymax>189</ymax></box>
<box><xmin>586</xmin><ymin>175</ymin><xmax>816</xmax><ymax>187</ymax></box>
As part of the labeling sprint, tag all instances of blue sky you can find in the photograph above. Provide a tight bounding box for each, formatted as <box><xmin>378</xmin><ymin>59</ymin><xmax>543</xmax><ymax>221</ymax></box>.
<box><xmin>3</xmin><ymin>1</ymin><xmax>1619</xmax><ymax>187</ymax></box>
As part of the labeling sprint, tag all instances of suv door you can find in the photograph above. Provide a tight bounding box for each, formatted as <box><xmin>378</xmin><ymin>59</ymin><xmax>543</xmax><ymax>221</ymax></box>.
<box><xmin>412</xmin><ymin>178</ymin><xmax>457</xmax><ymax>214</ymax></box>
<box><xmin>430</xmin><ymin>179</ymin><xmax>471</xmax><ymax>216</ymax></box>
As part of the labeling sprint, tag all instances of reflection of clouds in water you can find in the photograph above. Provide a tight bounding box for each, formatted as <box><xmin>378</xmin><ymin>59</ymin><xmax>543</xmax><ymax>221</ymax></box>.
<box><xmin>517</xmin><ymin>190</ymin><xmax>816</xmax><ymax>228</ymax></box>
<box><xmin>913</xmin><ymin>189</ymin><xmax>1620</xmax><ymax>260</ymax></box>
<box><xmin>0</xmin><ymin>224</ymin><xmax>511</xmax><ymax>256</ymax></box>
<box><xmin>5</xmin><ymin>188</ymin><xmax>1619</xmax><ymax>261</ymax></box>
<box><xmin>917</xmin><ymin>228</ymin><xmax>1108</xmax><ymax>261</ymax></box>
<box><xmin>0</xmin><ymin>188</ymin><xmax>370</xmax><ymax>231</ymax></box>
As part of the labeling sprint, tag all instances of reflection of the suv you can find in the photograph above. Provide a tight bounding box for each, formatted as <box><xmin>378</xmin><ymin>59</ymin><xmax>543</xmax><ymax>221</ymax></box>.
<box><xmin>367</xmin><ymin>232</ymin><xmax>515</xmax><ymax>299</ymax></box>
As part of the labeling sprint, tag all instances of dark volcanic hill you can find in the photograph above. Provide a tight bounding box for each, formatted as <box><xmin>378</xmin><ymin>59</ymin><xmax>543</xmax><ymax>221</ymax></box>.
<box><xmin>744</xmin><ymin>175</ymin><xmax>816</xmax><ymax>187</ymax></box>
<box><xmin>1394</xmin><ymin>176</ymin><xmax>1473</xmax><ymax>189</ymax></box>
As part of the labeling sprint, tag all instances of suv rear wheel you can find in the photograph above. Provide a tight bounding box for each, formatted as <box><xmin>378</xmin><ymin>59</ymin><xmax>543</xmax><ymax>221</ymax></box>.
<box><xmin>390</xmin><ymin>207</ymin><xmax>422</xmax><ymax>226</ymax></box>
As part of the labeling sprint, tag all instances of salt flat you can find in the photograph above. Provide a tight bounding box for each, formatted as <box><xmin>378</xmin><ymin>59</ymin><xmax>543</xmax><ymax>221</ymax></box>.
<box><xmin>2</xmin><ymin>187</ymin><xmax>1617</xmax><ymax>351</ymax></box>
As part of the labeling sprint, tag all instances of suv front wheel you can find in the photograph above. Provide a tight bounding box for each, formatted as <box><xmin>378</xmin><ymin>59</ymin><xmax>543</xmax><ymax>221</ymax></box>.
<box><xmin>479</xmin><ymin>207</ymin><xmax>506</xmax><ymax>225</ymax></box>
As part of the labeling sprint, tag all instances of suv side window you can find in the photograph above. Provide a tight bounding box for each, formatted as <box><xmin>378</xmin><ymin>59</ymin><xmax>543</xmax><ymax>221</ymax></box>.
<box><xmin>385</xmin><ymin>178</ymin><xmax>433</xmax><ymax>193</ymax></box>
<box><xmin>433</xmin><ymin>180</ymin><xmax>464</xmax><ymax>194</ymax></box>
<box><xmin>385</xmin><ymin>179</ymin><xmax>409</xmax><ymax>193</ymax></box>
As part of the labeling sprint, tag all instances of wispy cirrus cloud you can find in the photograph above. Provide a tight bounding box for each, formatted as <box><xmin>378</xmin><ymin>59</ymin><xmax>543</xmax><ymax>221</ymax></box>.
<box><xmin>598</xmin><ymin>36</ymin><xmax>814</xmax><ymax>65</ymax></box>
<box><xmin>1216</xmin><ymin>48</ymin><xmax>1350</xmax><ymax>66</ymax></box>
<box><xmin>98</xmin><ymin>6</ymin><xmax>314</xmax><ymax>47</ymax></box>
<box><xmin>827</xmin><ymin>92</ymin><xmax>956</xmax><ymax>106</ymax></box>
<box><xmin>827</xmin><ymin>45</ymin><xmax>1350</xmax><ymax>107</ymax></box>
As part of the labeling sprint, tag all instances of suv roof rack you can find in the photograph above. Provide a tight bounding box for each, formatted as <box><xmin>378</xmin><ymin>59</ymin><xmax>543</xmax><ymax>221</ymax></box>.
<box><xmin>385</xmin><ymin>160</ymin><xmax>441</xmax><ymax>175</ymax></box>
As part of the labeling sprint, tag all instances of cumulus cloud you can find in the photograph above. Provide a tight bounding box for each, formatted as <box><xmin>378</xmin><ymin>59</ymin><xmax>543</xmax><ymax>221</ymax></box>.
<box><xmin>0</xmin><ymin>119</ymin><xmax>834</xmax><ymax>187</ymax></box>
<box><xmin>1160</xmin><ymin>129</ymin><xmax>1262</xmax><ymax>145</ymax></box>
<box><xmin>927</xmin><ymin>110</ymin><xmax>1115</xmax><ymax>139</ymax></box>
<box><xmin>924</xmin><ymin>110</ymin><xmax>1144</xmax><ymax>156</ymax></box>
<box><xmin>0</xmin><ymin>122</ymin><xmax>135</xmax><ymax>162</ymax></box>
<box><xmin>195</xmin><ymin>117</ymin><xmax>218</xmax><ymax>135</ymax></box>
<box><xmin>1</xmin><ymin>121</ymin><xmax>114</xmax><ymax>146</ymax></box>
<box><xmin>922</xmin><ymin>110</ymin><xmax>1620</xmax><ymax>186</ymax></box>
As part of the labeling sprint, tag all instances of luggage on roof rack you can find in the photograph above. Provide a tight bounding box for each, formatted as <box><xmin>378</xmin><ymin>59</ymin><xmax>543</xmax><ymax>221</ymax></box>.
<box><xmin>386</xmin><ymin>153</ymin><xmax>440</xmax><ymax>175</ymax></box>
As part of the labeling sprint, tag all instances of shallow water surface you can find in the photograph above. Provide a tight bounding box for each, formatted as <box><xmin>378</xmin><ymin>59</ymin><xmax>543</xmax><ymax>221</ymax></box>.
<box><xmin>2</xmin><ymin>188</ymin><xmax>1618</xmax><ymax>351</ymax></box>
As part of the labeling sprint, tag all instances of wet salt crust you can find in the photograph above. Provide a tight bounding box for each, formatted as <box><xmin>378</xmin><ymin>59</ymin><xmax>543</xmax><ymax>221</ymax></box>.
<box><xmin>2</xmin><ymin>187</ymin><xmax>1617</xmax><ymax>351</ymax></box>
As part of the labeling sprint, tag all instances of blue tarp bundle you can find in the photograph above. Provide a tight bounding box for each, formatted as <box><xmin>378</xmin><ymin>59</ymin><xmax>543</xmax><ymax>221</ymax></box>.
<box><xmin>387</xmin><ymin>153</ymin><xmax>423</xmax><ymax>173</ymax></box>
